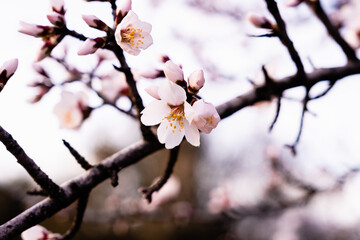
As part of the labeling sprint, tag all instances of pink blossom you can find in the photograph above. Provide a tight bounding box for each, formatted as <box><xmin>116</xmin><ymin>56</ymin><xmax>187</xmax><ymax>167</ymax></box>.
<box><xmin>141</xmin><ymin>80</ymin><xmax>200</xmax><ymax>149</ymax></box>
<box><xmin>49</xmin><ymin>0</ymin><xmax>65</xmax><ymax>15</ymax></box>
<box><xmin>0</xmin><ymin>58</ymin><xmax>18</xmax><ymax>92</ymax></box>
<box><xmin>99</xmin><ymin>71</ymin><xmax>129</xmax><ymax>102</ymax></box>
<box><xmin>47</xmin><ymin>12</ymin><xmax>65</xmax><ymax>27</ymax></box>
<box><xmin>117</xmin><ymin>0</ymin><xmax>132</xmax><ymax>16</ymax></box>
<box><xmin>207</xmin><ymin>186</ymin><xmax>232</xmax><ymax>214</ymax></box>
<box><xmin>115</xmin><ymin>10</ymin><xmax>153</xmax><ymax>55</ymax></box>
<box><xmin>164</xmin><ymin>60</ymin><xmax>184</xmax><ymax>83</ymax></box>
<box><xmin>188</xmin><ymin>69</ymin><xmax>205</xmax><ymax>93</ymax></box>
<box><xmin>18</xmin><ymin>21</ymin><xmax>52</xmax><ymax>38</ymax></box>
<box><xmin>53</xmin><ymin>91</ymin><xmax>88</xmax><ymax>129</ymax></box>
<box><xmin>283</xmin><ymin>0</ymin><xmax>304</xmax><ymax>7</ymax></box>
<box><xmin>21</xmin><ymin>225</ymin><xmax>60</xmax><ymax>240</ymax></box>
<box><xmin>82</xmin><ymin>15</ymin><xmax>110</xmax><ymax>31</ymax></box>
<box><xmin>189</xmin><ymin>100</ymin><xmax>220</xmax><ymax>134</ymax></box>
<box><xmin>77</xmin><ymin>38</ymin><xmax>105</xmax><ymax>55</ymax></box>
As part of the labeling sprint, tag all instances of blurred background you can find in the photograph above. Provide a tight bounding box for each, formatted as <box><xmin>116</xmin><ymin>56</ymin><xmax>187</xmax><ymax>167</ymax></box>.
<box><xmin>1</xmin><ymin>0</ymin><xmax>360</xmax><ymax>239</ymax></box>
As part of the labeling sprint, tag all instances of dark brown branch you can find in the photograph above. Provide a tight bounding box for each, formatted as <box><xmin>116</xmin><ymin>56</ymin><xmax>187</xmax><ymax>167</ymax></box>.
<box><xmin>306</xmin><ymin>0</ymin><xmax>358</xmax><ymax>62</ymax></box>
<box><xmin>26</xmin><ymin>189</ymin><xmax>48</xmax><ymax>197</ymax></box>
<box><xmin>0</xmin><ymin>126</ymin><xmax>64</xmax><ymax>199</ymax></box>
<box><xmin>110</xmin><ymin>170</ymin><xmax>119</xmax><ymax>187</ymax></box>
<box><xmin>62</xmin><ymin>140</ymin><xmax>92</xmax><ymax>170</ymax></box>
<box><xmin>2</xmin><ymin>61</ymin><xmax>360</xmax><ymax>239</ymax></box>
<box><xmin>109</xmin><ymin>0</ymin><xmax>117</xmax><ymax>20</ymax></box>
<box><xmin>140</xmin><ymin>146</ymin><xmax>180</xmax><ymax>203</ymax></box>
<box><xmin>59</xmin><ymin>193</ymin><xmax>89</xmax><ymax>240</ymax></box>
<box><xmin>269</xmin><ymin>96</ymin><xmax>282</xmax><ymax>132</ymax></box>
<box><xmin>265</xmin><ymin>0</ymin><xmax>306</xmax><ymax>77</ymax></box>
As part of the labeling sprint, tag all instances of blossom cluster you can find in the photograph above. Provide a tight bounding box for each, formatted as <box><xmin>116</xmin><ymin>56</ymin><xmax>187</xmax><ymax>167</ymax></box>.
<box><xmin>141</xmin><ymin>60</ymin><xmax>220</xmax><ymax>149</ymax></box>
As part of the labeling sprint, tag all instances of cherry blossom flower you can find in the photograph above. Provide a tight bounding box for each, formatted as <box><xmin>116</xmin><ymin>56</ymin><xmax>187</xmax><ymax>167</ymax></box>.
<box><xmin>164</xmin><ymin>60</ymin><xmax>184</xmax><ymax>83</ymax></box>
<box><xmin>21</xmin><ymin>225</ymin><xmax>60</xmax><ymax>240</ymax></box>
<box><xmin>115</xmin><ymin>10</ymin><xmax>153</xmax><ymax>55</ymax></box>
<box><xmin>77</xmin><ymin>37</ymin><xmax>106</xmax><ymax>55</ymax></box>
<box><xmin>141</xmin><ymin>80</ymin><xmax>200</xmax><ymax>149</ymax></box>
<box><xmin>188</xmin><ymin>69</ymin><xmax>205</xmax><ymax>93</ymax></box>
<box><xmin>53</xmin><ymin>91</ymin><xmax>89</xmax><ymax>129</ymax></box>
<box><xmin>0</xmin><ymin>58</ymin><xmax>18</xmax><ymax>92</ymax></box>
<box><xmin>49</xmin><ymin>0</ymin><xmax>65</xmax><ymax>15</ymax></box>
<box><xmin>145</xmin><ymin>85</ymin><xmax>160</xmax><ymax>100</ymax></box>
<box><xmin>189</xmin><ymin>100</ymin><xmax>220</xmax><ymax>134</ymax></box>
<box><xmin>99</xmin><ymin>71</ymin><xmax>129</xmax><ymax>102</ymax></box>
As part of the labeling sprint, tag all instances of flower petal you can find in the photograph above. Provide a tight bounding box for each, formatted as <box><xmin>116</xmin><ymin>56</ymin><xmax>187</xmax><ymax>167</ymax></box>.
<box><xmin>157</xmin><ymin>120</ymin><xmax>185</xmax><ymax>149</ymax></box>
<box><xmin>158</xmin><ymin>81</ymin><xmax>186</xmax><ymax>106</ymax></box>
<box><xmin>184</xmin><ymin>120</ymin><xmax>200</xmax><ymax>147</ymax></box>
<box><xmin>164</xmin><ymin>60</ymin><xmax>184</xmax><ymax>83</ymax></box>
<box><xmin>141</xmin><ymin>100</ymin><xmax>170</xmax><ymax>126</ymax></box>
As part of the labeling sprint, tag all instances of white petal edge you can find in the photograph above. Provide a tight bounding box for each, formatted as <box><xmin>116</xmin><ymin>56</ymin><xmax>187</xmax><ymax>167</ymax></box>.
<box><xmin>140</xmin><ymin>100</ymin><xmax>170</xmax><ymax>126</ymax></box>
<box><xmin>158</xmin><ymin>81</ymin><xmax>186</xmax><ymax>106</ymax></box>
<box><xmin>184</xmin><ymin>120</ymin><xmax>200</xmax><ymax>147</ymax></box>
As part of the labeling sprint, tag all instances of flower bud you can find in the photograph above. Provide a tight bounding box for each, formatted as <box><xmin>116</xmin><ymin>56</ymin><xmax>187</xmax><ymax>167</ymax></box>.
<box><xmin>247</xmin><ymin>13</ymin><xmax>273</xmax><ymax>29</ymax></box>
<box><xmin>77</xmin><ymin>37</ymin><xmax>106</xmax><ymax>56</ymax></box>
<box><xmin>145</xmin><ymin>85</ymin><xmax>160</xmax><ymax>100</ymax></box>
<box><xmin>0</xmin><ymin>58</ymin><xmax>18</xmax><ymax>92</ymax></box>
<box><xmin>82</xmin><ymin>15</ymin><xmax>110</xmax><ymax>32</ymax></box>
<box><xmin>18</xmin><ymin>21</ymin><xmax>53</xmax><ymax>38</ymax></box>
<box><xmin>164</xmin><ymin>60</ymin><xmax>184</xmax><ymax>83</ymax></box>
<box><xmin>188</xmin><ymin>69</ymin><xmax>205</xmax><ymax>93</ymax></box>
<box><xmin>191</xmin><ymin>100</ymin><xmax>220</xmax><ymax>134</ymax></box>
<box><xmin>50</xmin><ymin>0</ymin><xmax>65</xmax><ymax>15</ymax></box>
<box><xmin>115</xmin><ymin>0</ymin><xmax>132</xmax><ymax>26</ymax></box>
<box><xmin>47</xmin><ymin>12</ymin><xmax>65</xmax><ymax>27</ymax></box>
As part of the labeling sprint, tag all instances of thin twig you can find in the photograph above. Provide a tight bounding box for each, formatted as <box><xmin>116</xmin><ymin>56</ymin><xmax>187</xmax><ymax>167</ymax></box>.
<box><xmin>62</xmin><ymin>140</ymin><xmax>92</xmax><ymax>171</ymax></box>
<box><xmin>265</xmin><ymin>0</ymin><xmax>306</xmax><ymax>77</ymax></box>
<box><xmin>306</xmin><ymin>0</ymin><xmax>358</xmax><ymax>62</ymax></box>
<box><xmin>110</xmin><ymin>170</ymin><xmax>119</xmax><ymax>187</ymax></box>
<box><xmin>140</xmin><ymin>146</ymin><xmax>180</xmax><ymax>203</ymax></box>
<box><xmin>59</xmin><ymin>193</ymin><xmax>90</xmax><ymax>240</ymax></box>
<box><xmin>0</xmin><ymin>126</ymin><xmax>64</xmax><ymax>198</ymax></box>
<box><xmin>269</xmin><ymin>96</ymin><xmax>282</xmax><ymax>132</ymax></box>
<box><xmin>310</xmin><ymin>80</ymin><xmax>336</xmax><ymax>100</ymax></box>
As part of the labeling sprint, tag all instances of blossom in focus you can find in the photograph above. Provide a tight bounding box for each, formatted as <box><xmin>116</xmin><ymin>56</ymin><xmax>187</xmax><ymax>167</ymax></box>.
<box><xmin>189</xmin><ymin>100</ymin><xmax>220</xmax><ymax>134</ymax></box>
<box><xmin>77</xmin><ymin>37</ymin><xmax>106</xmax><ymax>55</ymax></box>
<box><xmin>188</xmin><ymin>69</ymin><xmax>205</xmax><ymax>93</ymax></box>
<box><xmin>53</xmin><ymin>91</ymin><xmax>89</xmax><ymax>129</ymax></box>
<box><xmin>115</xmin><ymin>10</ymin><xmax>153</xmax><ymax>55</ymax></box>
<box><xmin>164</xmin><ymin>60</ymin><xmax>184</xmax><ymax>83</ymax></box>
<box><xmin>21</xmin><ymin>225</ymin><xmax>60</xmax><ymax>240</ymax></box>
<box><xmin>0</xmin><ymin>58</ymin><xmax>18</xmax><ymax>92</ymax></box>
<box><xmin>99</xmin><ymin>71</ymin><xmax>129</xmax><ymax>102</ymax></box>
<box><xmin>141</xmin><ymin>80</ymin><xmax>200</xmax><ymax>149</ymax></box>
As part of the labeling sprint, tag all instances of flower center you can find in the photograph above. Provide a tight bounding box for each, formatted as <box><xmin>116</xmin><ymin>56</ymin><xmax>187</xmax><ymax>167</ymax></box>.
<box><xmin>121</xmin><ymin>27</ymin><xmax>145</xmax><ymax>49</ymax></box>
<box><xmin>163</xmin><ymin>106</ymin><xmax>185</xmax><ymax>133</ymax></box>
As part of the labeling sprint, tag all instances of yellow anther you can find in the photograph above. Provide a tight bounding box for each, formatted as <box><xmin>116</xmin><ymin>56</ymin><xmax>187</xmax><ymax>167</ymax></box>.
<box><xmin>172</xmin><ymin>130</ymin><xmax>175</xmax><ymax>133</ymax></box>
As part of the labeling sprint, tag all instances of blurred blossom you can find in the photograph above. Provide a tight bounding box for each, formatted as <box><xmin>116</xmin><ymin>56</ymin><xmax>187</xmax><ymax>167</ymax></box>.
<box><xmin>47</xmin><ymin>12</ymin><xmax>65</xmax><ymax>27</ymax></box>
<box><xmin>21</xmin><ymin>225</ymin><xmax>60</xmax><ymax>240</ymax></box>
<box><xmin>115</xmin><ymin>10</ymin><xmax>153</xmax><ymax>55</ymax></box>
<box><xmin>49</xmin><ymin>0</ymin><xmax>65</xmax><ymax>15</ymax></box>
<box><xmin>77</xmin><ymin>37</ymin><xmax>106</xmax><ymax>56</ymax></box>
<box><xmin>53</xmin><ymin>91</ymin><xmax>89</xmax><ymax>129</ymax></box>
<box><xmin>82</xmin><ymin>15</ymin><xmax>110</xmax><ymax>32</ymax></box>
<box><xmin>117</xmin><ymin>0</ymin><xmax>132</xmax><ymax>17</ymax></box>
<box><xmin>283</xmin><ymin>0</ymin><xmax>304</xmax><ymax>7</ymax></box>
<box><xmin>164</xmin><ymin>60</ymin><xmax>184</xmax><ymax>84</ymax></box>
<box><xmin>139</xmin><ymin>176</ymin><xmax>181</xmax><ymax>212</ymax></box>
<box><xmin>246</xmin><ymin>13</ymin><xmax>273</xmax><ymax>29</ymax></box>
<box><xmin>18</xmin><ymin>21</ymin><xmax>53</xmax><ymax>38</ymax></box>
<box><xmin>99</xmin><ymin>71</ymin><xmax>129</xmax><ymax>102</ymax></box>
<box><xmin>207</xmin><ymin>185</ymin><xmax>233</xmax><ymax>214</ymax></box>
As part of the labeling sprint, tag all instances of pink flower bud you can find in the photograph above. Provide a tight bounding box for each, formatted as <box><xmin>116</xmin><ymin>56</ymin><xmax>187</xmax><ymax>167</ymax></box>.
<box><xmin>164</xmin><ymin>60</ymin><xmax>184</xmax><ymax>83</ymax></box>
<box><xmin>191</xmin><ymin>100</ymin><xmax>220</xmax><ymax>134</ymax></box>
<box><xmin>246</xmin><ymin>13</ymin><xmax>273</xmax><ymax>29</ymax></box>
<box><xmin>0</xmin><ymin>58</ymin><xmax>18</xmax><ymax>92</ymax></box>
<box><xmin>145</xmin><ymin>85</ymin><xmax>160</xmax><ymax>100</ymax></box>
<box><xmin>188</xmin><ymin>69</ymin><xmax>205</xmax><ymax>93</ymax></box>
<box><xmin>117</xmin><ymin>0</ymin><xmax>132</xmax><ymax>16</ymax></box>
<box><xmin>18</xmin><ymin>21</ymin><xmax>51</xmax><ymax>38</ymax></box>
<box><xmin>0</xmin><ymin>58</ymin><xmax>18</xmax><ymax>79</ymax></box>
<box><xmin>47</xmin><ymin>12</ymin><xmax>65</xmax><ymax>27</ymax></box>
<box><xmin>77</xmin><ymin>38</ymin><xmax>105</xmax><ymax>55</ymax></box>
<box><xmin>50</xmin><ymin>0</ymin><xmax>65</xmax><ymax>15</ymax></box>
<box><xmin>82</xmin><ymin>15</ymin><xmax>110</xmax><ymax>32</ymax></box>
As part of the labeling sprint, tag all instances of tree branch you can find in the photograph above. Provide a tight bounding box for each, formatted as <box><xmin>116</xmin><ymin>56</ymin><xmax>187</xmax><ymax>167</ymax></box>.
<box><xmin>0</xmin><ymin>126</ymin><xmax>64</xmax><ymax>199</ymax></box>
